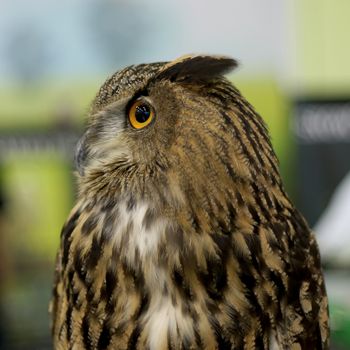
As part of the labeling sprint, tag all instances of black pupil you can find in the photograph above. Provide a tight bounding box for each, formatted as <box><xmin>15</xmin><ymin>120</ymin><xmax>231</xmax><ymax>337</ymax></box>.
<box><xmin>135</xmin><ymin>104</ymin><xmax>151</xmax><ymax>123</ymax></box>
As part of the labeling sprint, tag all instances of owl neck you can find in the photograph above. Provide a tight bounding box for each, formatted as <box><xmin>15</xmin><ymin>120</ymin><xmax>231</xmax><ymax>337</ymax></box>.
<box><xmin>74</xmin><ymin>169</ymin><xmax>292</xmax><ymax>274</ymax></box>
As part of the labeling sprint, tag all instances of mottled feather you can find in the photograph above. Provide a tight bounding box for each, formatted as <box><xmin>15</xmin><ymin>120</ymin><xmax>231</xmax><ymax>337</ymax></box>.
<box><xmin>51</xmin><ymin>55</ymin><xmax>330</xmax><ymax>350</ymax></box>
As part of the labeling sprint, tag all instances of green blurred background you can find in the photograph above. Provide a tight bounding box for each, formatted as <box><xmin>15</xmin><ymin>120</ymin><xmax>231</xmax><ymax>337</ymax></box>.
<box><xmin>0</xmin><ymin>0</ymin><xmax>349</xmax><ymax>349</ymax></box>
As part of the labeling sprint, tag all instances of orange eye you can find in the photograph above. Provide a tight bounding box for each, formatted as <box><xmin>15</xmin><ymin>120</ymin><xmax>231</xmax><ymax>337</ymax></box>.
<box><xmin>128</xmin><ymin>99</ymin><xmax>154</xmax><ymax>129</ymax></box>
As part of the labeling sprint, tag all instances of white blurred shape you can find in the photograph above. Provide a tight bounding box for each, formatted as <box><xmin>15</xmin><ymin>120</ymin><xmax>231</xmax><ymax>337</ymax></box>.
<box><xmin>315</xmin><ymin>171</ymin><xmax>350</xmax><ymax>266</ymax></box>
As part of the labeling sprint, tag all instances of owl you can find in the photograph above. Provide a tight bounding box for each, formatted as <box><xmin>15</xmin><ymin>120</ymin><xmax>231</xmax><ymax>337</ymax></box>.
<box><xmin>51</xmin><ymin>55</ymin><xmax>330</xmax><ymax>350</ymax></box>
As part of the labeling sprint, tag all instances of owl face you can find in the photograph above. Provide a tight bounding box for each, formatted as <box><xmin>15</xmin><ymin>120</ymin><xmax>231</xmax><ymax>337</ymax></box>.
<box><xmin>76</xmin><ymin>55</ymin><xmax>277</xmax><ymax>212</ymax></box>
<box><xmin>77</xmin><ymin>74</ymin><xmax>180</xmax><ymax>173</ymax></box>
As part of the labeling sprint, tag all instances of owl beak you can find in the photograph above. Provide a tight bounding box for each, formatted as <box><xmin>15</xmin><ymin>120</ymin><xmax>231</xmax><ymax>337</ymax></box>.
<box><xmin>75</xmin><ymin>132</ymin><xmax>89</xmax><ymax>176</ymax></box>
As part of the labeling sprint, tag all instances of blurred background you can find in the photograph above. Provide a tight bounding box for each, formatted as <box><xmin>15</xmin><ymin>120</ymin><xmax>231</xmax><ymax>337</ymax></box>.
<box><xmin>0</xmin><ymin>0</ymin><xmax>349</xmax><ymax>348</ymax></box>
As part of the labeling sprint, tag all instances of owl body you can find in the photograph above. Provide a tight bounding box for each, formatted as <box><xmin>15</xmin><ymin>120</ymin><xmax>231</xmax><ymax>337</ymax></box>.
<box><xmin>52</xmin><ymin>56</ymin><xmax>330</xmax><ymax>349</ymax></box>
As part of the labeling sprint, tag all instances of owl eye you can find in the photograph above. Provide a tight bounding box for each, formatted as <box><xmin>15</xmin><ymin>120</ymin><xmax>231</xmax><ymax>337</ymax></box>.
<box><xmin>128</xmin><ymin>99</ymin><xmax>154</xmax><ymax>129</ymax></box>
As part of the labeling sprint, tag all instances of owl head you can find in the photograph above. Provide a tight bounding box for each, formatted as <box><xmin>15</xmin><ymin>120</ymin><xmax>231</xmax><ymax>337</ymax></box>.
<box><xmin>76</xmin><ymin>55</ymin><xmax>279</xmax><ymax>213</ymax></box>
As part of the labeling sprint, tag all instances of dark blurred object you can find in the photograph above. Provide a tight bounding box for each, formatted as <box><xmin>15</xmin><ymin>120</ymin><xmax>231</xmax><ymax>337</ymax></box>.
<box><xmin>0</xmin><ymin>125</ymin><xmax>78</xmax><ymax>350</ymax></box>
<box><xmin>293</xmin><ymin>99</ymin><xmax>350</xmax><ymax>226</ymax></box>
<box><xmin>0</xmin><ymin>168</ymin><xmax>6</xmax><ymax>348</ymax></box>
<box><xmin>293</xmin><ymin>98</ymin><xmax>350</xmax><ymax>349</ymax></box>
<box><xmin>0</xmin><ymin>127</ymin><xmax>80</xmax><ymax>159</ymax></box>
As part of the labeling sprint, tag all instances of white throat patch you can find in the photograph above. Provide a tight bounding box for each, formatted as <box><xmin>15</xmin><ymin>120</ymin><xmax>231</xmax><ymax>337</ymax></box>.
<box><xmin>110</xmin><ymin>199</ymin><xmax>194</xmax><ymax>349</ymax></box>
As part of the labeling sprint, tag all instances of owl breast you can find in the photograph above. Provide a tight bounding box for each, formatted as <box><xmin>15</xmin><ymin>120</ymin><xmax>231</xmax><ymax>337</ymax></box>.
<box><xmin>111</xmin><ymin>199</ymin><xmax>168</xmax><ymax>265</ymax></box>
<box><xmin>55</xmin><ymin>196</ymin><xmax>199</xmax><ymax>349</ymax></box>
<box><xmin>106</xmin><ymin>199</ymin><xmax>196</xmax><ymax>349</ymax></box>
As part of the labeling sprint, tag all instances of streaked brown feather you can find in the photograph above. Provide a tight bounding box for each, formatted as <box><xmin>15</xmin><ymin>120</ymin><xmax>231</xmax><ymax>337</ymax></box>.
<box><xmin>51</xmin><ymin>55</ymin><xmax>330</xmax><ymax>350</ymax></box>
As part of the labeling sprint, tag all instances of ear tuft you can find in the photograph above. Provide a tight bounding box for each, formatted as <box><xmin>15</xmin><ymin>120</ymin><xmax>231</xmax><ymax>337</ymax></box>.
<box><xmin>155</xmin><ymin>54</ymin><xmax>238</xmax><ymax>82</ymax></box>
